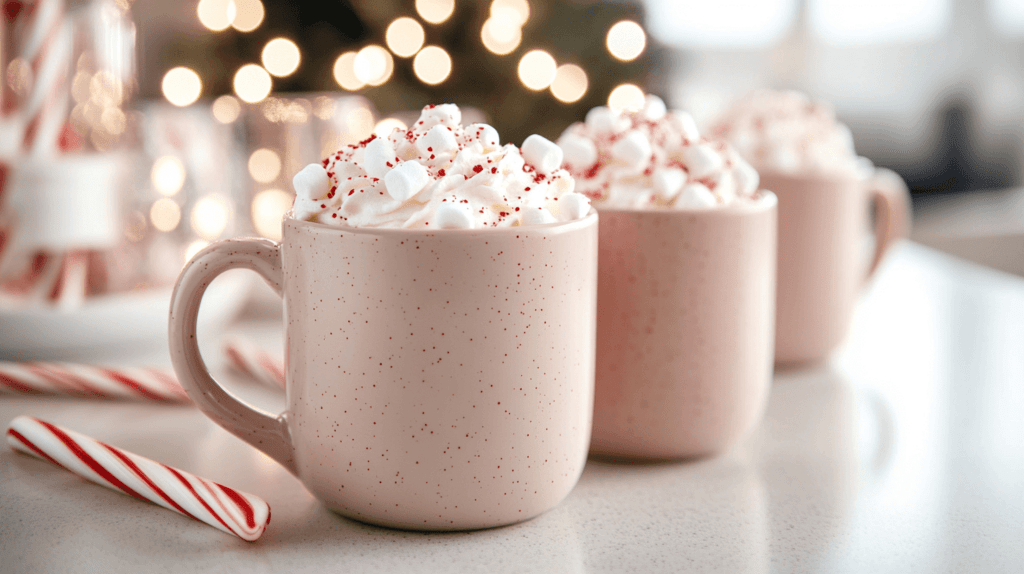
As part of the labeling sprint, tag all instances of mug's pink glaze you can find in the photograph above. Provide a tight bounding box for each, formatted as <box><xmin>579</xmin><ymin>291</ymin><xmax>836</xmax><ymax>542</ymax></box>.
<box><xmin>590</xmin><ymin>194</ymin><xmax>777</xmax><ymax>460</ymax></box>
<box><xmin>169</xmin><ymin>213</ymin><xmax>598</xmax><ymax>531</ymax></box>
<box><xmin>762</xmin><ymin>170</ymin><xmax>909</xmax><ymax>366</ymax></box>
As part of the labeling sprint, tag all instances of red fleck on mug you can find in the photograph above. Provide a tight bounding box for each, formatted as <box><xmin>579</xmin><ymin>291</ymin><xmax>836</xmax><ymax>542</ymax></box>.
<box><xmin>169</xmin><ymin>214</ymin><xmax>598</xmax><ymax>531</ymax></box>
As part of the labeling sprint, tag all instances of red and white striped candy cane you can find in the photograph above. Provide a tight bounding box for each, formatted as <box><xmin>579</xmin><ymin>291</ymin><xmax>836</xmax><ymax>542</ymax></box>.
<box><xmin>223</xmin><ymin>338</ymin><xmax>286</xmax><ymax>390</ymax></box>
<box><xmin>0</xmin><ymin>361</ymin><xmax>189</xmax><ymax>403</ymax></box>
<box><xmin>6</xmin><ymin>416</ymin><xmax>271</xmax><ymax>541</ymax></box>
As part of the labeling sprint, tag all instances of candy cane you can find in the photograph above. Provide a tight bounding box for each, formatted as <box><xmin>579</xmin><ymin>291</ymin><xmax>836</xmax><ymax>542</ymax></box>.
<box><xmin>0</xmin><ymin>362</ymin><xmax>190</xmax><ymax>403</ymax></box>
<box><xmin>6</xmin><ymin>416</ymin><xmax>271</xmax><ymax>541</ymax></box>
<box><xmin>223</xmin><ymin>338</ymin><xmax>286</xmax><ymax>390</ymax></box>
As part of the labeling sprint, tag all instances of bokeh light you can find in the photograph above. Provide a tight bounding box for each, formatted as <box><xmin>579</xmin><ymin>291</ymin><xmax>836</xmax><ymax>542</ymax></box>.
<box><xmin>386</xmin><ymin>17</ymin><xmax>426</xmax><ymax>58</ymax></box>
<box><xmin>185</xmin><ymin>240</ymin><xmax>210</xmax><ymax>263</ymax></box>
<box><xmin>608</xmin><ymin>83</ymin><xmax>645</xmax><ymax>112</ymax></box>
<box><xmin>190</xmin><ymin>195</ymin><xmax>231</xmax><ymax>240</ymax></box>
<box><xmin>550</xmin><ymin>63</ymin><xmax>588</xmax><ymax>103</ymax></box>
<box><xmin>517</xmin><ymin>50</ymin><xmax>557</xmax><ymax>91</ymax></box>
<box><xmin>490</xmin><ymin>0</ymin><xmax>529</xmax><ymax>25</ymax></box>
<box><xmin>231</xmin><ymin>0</ymin><xmax>264</xmax><ymax>32</ymax></box>
<box><xmin>248</xmin><ymin>148</ymin><xmax>282</xmax><ymax>183</ymax></box>
<box><xmin>481</xmin><ymin>17</ymin><xmax>522</xmax><ymax>55</ymax></box>
<box><xmin>374</xmin><ymin>118</ymin><xmax>407</xmax><ymax>137</ymax></box>
<box><xmin>262</xmin><ymin>38</ymin><xmax>301</xmax><ymax>77</ymax></box>
<box><xmin>353</xmin><ymin>45</ymin><xmax>394</xmax><ymax>86</ymax></box>
<box><xmin>161</xmin><ymin>67</ymin><xmax>201</xmax><ymax>107</ymax></box>
<box><xmin>413</xmin><ymin>46</ymin><xmax>452</xmax><ymax>85</ymax></box>
<box><xmin>416</xmin><ymin>0</ymin><xmax>455</xmax><ymax>24</ymax></box>
<box><xmin>606</xmin><ymin>20</ymin><xmax>646</xmax><ymax>61</ymax></box>
<box><xmin>348</xmin><ymin>107</ymin><xmax>375</xmax><ymax>138</ymax></box>
<box><xmin>197</xmin><ymin>0</ymin><xmax>233</xmax><ymax>31</ymax></box>
<box><xmin>233</xmin><ymin>64</ymin><xmax>272</xmax><ymax>103</ymax></box>
<box><xmin>212</xmin><ymin>95</ymin><xmax>241</xmax><ymax>123</ymax></box>
<box><xmin>151</xmin><ymin>156</ymin><xmax>186</xmax><ymax>196</ymax></box>
<box><xmin>252</xmin><ymin>188</ymin><xmax>293</xmax><ymax>240</ymax></box>
<box><xmin>333</xmin><ymin>52</ymin><xmax>364</xmax><ymax>91</ymax></box>
<box><xmin>150</xmin><ymin>198</ymin><xmax>181</xmax><ymax>232</ymax></box>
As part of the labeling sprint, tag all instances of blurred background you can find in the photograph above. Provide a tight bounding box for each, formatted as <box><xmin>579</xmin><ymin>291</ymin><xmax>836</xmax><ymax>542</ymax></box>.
<box><xmin>131</xmin><ymin>0</ymin><xmax>1024</xmax><ymax>197</ymax></box>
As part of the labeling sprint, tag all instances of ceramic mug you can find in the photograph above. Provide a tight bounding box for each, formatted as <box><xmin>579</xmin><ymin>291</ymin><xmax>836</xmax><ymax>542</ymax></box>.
<box><xmin>763</xmin><ymin>168</ymin><xmax>910</xmax><ymax>366</ymax></box>
<box><xmin>589</xmin><ymin>193</ymin><xmax>777</xmax><ymax>460</ymax></box>
<box><xmin>169</xmin><ymin>213</ymin><xmax>599</xmax><ymax>531</ymax></box>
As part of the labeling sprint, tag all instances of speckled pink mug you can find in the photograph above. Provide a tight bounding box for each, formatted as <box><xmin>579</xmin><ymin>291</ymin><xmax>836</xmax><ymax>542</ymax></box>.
<box><xmin>590</xmin><ymin>193</ymin><xmax>777</xmax><ymax>460</ymax></box>
<box><xmin>169</xmin><ymin>214</ymin><xmax>598</xmax><ymax>531</ymax></box>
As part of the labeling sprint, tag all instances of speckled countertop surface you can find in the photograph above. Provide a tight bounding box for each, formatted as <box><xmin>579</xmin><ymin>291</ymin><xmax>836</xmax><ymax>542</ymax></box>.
<box><xmin>2</xmin><ymin>242</ymin><xmax>1022</xmax><ymax>573</ymax></box>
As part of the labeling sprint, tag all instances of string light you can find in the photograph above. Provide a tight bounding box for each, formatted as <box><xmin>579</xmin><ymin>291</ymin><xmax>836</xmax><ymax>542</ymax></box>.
<box><xmin>233</xmin><ymin>64</ymin><xmax>272</xmax><ymax>103</ymax></box>
<box><xmin>333</xmin><ymin>52</ymin><xmax>364</xmax><ymax>91</ymax></box>
<box><xmin>606</xmin><ymin>21</ymin><xmax>646</xmax><ymax>61</ymax></box>
<box><xmin>212</xmin><ymin>95</ymin><xmax>241</xmax><ymax>123</ymax></box>
<box><xmin>151</xmin><ymin>156</ymin><xmax>186</xmax><ymax>196</ymax></box>
<box><xmin>481</xmin><ymin>17</ymin><xmax>522</xmax><ymax>55</ymax></box>
<box><xmin>197</xmin><ymin>0</ymin><xmax>233</xmax><ymax>32</ymax></box>
<box><xmin>550</xmin><ymin>63</ymin><xmax>588</xmax><ymax>103</ymax></box>
<box><xmin>413</xmin><ymin>46</ymin><xmax>452</xmax><ymax>85</ymax></box>
<box><xmin>248</xmin><ymin>148</ymin><xmax>282</xmax><ymax>183</ymax></box>
<box><xmin>161</xmin><ymin>67</ymin><xmax>201</xmax><ymax>107</ymax></box>
<box><xmin>608</xmin><ymin>83</ymin><xmax>645</xmax><ymax>112</ymax></box>
<box><xmin>262</xmin><ymin>38</ymin><xmax>301</xmax><ymax>77</ymax></box>
<box><xmin>252</xmin><ymin>188</ymin><xmax>292</xmax><ymax>240</ymax></box>
<box><xmin>386</xmin><ymin>17</ymin><xmax>426</xmax><ymax>58</ymax></box>
<box><xmin>374</xmin><ymin>118</ymin><xmax>407</xmax><ymax>137</ymax></box>
<box><xmin>190</xmin><ymin>195</ymin><xmax>231</xmax><ymax>240</ymax></box>
<box><xmin>150</xmin><ymin>198</ymin><xmax>181</xmax><ymax>232</ymax></box>
<box><xmin>416</xmin><ymin>0</ymin><xmax>455</xmax><ymax>24</ymax></box>
<box><xmin>353</xmin><ymin>45</ymin><xmax>393</xmax><ymax>86</ymax></box>
<box><xmin>231</xmin><ymin>0</ymin><xmax>264</xmax><ymax>32</ymax></box>
<box><xmin>490</xmin><ymin>0</ymin><xmax>529</xmax><ymax>25</ymax></box>
<box><xmin>517</xmin><ymin>50</ymin><xmax>556</xmax><ymax>90</ymax></box>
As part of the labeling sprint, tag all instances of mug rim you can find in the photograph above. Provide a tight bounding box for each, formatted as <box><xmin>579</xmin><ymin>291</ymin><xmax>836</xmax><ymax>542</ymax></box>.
<box><xmin>594</xmin><ymin>190</ymin><xmax>777</xmax><ymax>216</ymax></box>
<box><xmin>283</xmin><ymin>208</ymin><xmax>598</xmax><ymax>237</ymax></box>
<box><xmin>755</xmin><ymin>166</ymin><xmax>871</xmax><ymax>185</ymax></box>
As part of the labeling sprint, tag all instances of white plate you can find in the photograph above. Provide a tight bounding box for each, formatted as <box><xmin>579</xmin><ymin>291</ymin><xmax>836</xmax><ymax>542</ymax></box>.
<box><xmin>0</xmin><ymin>270</ymin><xmax>252</xmax><ymax>360</ymax></box>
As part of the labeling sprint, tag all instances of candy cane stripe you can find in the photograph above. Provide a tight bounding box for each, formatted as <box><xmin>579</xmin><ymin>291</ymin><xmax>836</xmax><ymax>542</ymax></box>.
<box><xmin>6</xmin><ymin>416</ymin><xmax>270</xmax><ymax>541</ymax></box>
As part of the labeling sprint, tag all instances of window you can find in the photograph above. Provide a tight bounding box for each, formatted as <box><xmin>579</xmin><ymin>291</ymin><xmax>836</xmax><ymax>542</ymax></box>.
<box><xmin>643</xmin><ymin>0</ymin><xmax>798</xmax><ymax>48</ymax></box>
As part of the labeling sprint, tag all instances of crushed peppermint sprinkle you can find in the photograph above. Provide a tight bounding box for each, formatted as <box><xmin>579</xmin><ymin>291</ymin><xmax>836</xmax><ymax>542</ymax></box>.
<box><xmin>559</xmin><ymin>95</ymin><xmax>762</xmax><ymax>209</ymax></box>
<box><xmin>289</xmin><ymin>104</ymin><xmax>589</xmax><ymax>228</ymax></box>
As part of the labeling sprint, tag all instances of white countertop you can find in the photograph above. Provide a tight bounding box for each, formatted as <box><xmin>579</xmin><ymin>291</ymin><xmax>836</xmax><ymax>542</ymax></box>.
<box><xmin>2</xmin><ymin>242</ymin><xmax>1022</xmax><ymax>573</ymax></box>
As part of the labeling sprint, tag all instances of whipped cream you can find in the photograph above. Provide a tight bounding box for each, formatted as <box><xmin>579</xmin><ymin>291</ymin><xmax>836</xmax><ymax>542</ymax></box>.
<box><xmin>558</xmin><ymin>96</ymin><xmax>761</xmax><ymax>209</ymax></box>
<box><xmin>289</xmin><ymin>104</ymin><xmax>589</xmax><ymax>229</ymax></box>
<box><xmin>710</xmin><ymin>89</ymin><xmax>870</xmax><ymax>177</ymax></box>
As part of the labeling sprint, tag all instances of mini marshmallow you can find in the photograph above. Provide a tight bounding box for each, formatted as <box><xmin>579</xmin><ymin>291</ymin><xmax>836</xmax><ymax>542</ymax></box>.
<box><xmin>419</xmin><ymin>104</ymin><xmax>461</xmax><ymax>130</ymax></box>
<box><xmin>675</xmin><ymin>183</ymin><xmax>717</xmax><ymax>209</ymax></box>
<box><xmin>291</xmin><ymin>196</ymin><xmax>323</xmax><ymax>221</ymax></box>
<box><xmin>585</xmin><ymin>106</ymin><xmax>625</xmax><ymax>134</ymax></box>
<box><xmin>420</xmin><ymin>125</ymin><xmax>458</xmax><ymax>154</ymax></box>
<box><xmin>292</xmin><ymin>164</ymin><xmax>330</xmax><ymax>200</ymax></box>
<box><xmin>733</xmin><ymin>161</ymin><xmax>760</xmax><ymax>196</ymax></box>
<box><xmin>522</xmin><ymin>134</ymin><xmax>563</xmax><ymax>176</ymax></box>
<box><xmin>643</xmin><ymin>95</ymin><xmax>667</xmax><ymax>120</ymax></box>
<box><xmin>468</xmin><ymin>123</ymin><xmax>500</xmax><ymax>150</ymax></box>
<box><xmin>522</xmin><ymin>206</ymin><xmax>557</xmax><ymax>225</ymax></box>
<box><xmin>434</xmin><ymin>203</ymin><xmax>474</xmax><ymax>229</ymax></box>
<box><xmin>652</xmin><ymin>167</ymin><xmax>687</xmax><ymax>201</ymax></box>
<box><xmin>682</xmin><ymin>144</ymin><xmax>724</xmax><ymax>179</ymax></box>
<box><xmin>558</xmin><ymin>133</ymin><xmax>598</xmax><ymax>170</ymax></box>
<box><xmin>669</xmin><ymin>111</ymin><xmax>700</xmax><ymax>141</ymax></box>
<box><xmin>714</xmin><ymin>170</ymin><xmax>738</xmax><ymax>204</ymax></box>
<box><xmin>611</xmin><ymin>130</ymin><xmax>652</xmax><ymax>168</ymax></box>
<box><xmin>557</xmin><ymin>192</ymin><xmax>591</xmax><ymax>221</ymax></box>
<box><xmin>384</xmin><ymin>160</ymin><xmax>430</xmax><ymax>201</ymax></box>
<box><xmin>364</xmin><ymin>137</ymin><xmax>396</xmax><ymax>179</ymax></box>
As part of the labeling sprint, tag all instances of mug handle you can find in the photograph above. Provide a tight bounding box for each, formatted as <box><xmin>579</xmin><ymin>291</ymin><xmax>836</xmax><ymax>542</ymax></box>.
<box><xmin>865</xmin><ymin>167</ymin><xmax>912</xmax><ymax>280</ymax></box>
<box><xmin>168</xmin><ymin>238</ymin><xmax>296</xmax><ymax>475</ymax></box>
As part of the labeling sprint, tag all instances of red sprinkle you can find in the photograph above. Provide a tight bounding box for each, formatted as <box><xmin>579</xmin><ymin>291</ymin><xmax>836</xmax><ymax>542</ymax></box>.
<box><xmin>473</xmin><ymin>165</ymin><xmax>483</xmax><ymax>173</ymax></box>
<box><xmin>438</xmin><ymin>169</ymin><xmax>446</xmax><ymax>177</ymax></box>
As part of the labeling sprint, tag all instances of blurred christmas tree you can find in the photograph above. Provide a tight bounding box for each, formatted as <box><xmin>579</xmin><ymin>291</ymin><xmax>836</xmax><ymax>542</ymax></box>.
<box><xmin>150</xmin><ymin>0</ymin><xmax>662</xmax><ymax>143</ymax></box>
